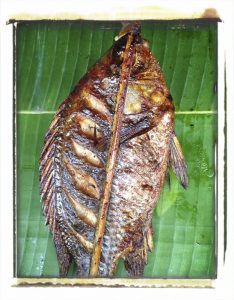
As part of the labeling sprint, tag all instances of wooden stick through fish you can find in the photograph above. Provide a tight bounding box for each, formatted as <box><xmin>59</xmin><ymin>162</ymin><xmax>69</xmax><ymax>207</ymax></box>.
<box><xmin>89</xmin><ymin>23</ymin><xmax>140</xmax><ymax>276</ymax></box>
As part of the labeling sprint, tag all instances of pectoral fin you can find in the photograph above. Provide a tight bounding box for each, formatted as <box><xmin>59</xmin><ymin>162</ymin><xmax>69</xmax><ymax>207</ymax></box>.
<box><xmin>120</xmin><ymin>114</ymin><xmax>151</xmax><ymax>143</ymax></box>
<box><xmin>169</xmin><ymin>133</ymin><xmax>188</xmax><ymax>189</ymax></box>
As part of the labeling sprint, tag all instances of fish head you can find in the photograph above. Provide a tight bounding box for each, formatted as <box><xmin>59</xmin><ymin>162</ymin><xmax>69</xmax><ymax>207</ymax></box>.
<box><xmin>111</xmin><ymin>22</ymin><xmax>141</xmax><ymax>67</ymax></box>
<box><xmin>114</xmin><ymin>22</ymin><xmax>141</xmax><ymax>41</ymax></box>
<box><xmin>112</xmin><ymin>23</ymin><xmax>173</xmax><ymax>115</ymax></box>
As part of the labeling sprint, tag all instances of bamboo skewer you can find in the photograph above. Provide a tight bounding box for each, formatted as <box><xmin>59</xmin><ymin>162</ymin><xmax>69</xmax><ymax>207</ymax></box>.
<box><xmin>89</xmin><ymin>24</ymin><xmax>139</xmax><ymax>277</ymax></box>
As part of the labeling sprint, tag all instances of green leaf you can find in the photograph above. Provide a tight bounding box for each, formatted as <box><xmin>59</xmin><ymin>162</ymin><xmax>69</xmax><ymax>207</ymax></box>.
<box><xmin>16</xmin><ymin>21</ymin><xmax>217</xmax><ymax>278</ymax></box>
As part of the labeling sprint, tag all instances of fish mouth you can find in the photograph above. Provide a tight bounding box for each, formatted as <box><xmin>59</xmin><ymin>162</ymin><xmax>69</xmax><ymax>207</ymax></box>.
<box><xmin>114</xmin><ymin>22</ymin><xmax>141</xmax><ymax>41</ymax></box>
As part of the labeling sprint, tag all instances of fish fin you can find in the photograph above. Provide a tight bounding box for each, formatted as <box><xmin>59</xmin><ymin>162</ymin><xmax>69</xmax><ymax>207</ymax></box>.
<box><xmin>124</xmin><ymin>247</ymin><xmax>146</xmax><ymax>276</ymax></box>
<box><xmin>120</xmin><ymin>114</ymin><xmax>151</xmax><ymax>143</ymax></box>
<box><xmin>124</xmin><ymin>233</ymin><xmax>147</xmax><ymax>277</ymax></box>
<box><xmin>169</xmin><ymin>132</ymin><xmax>188</xmax><ymax>189</ymax></box>
<box><xmin>40</xmin><ymin>108</ymin><xmax>98</xmax><ymax>277</ymax></box>
<box><xmin>53</xmin><ymin>231</ymin><xmax>73</xmax><ymax>277</ymax></box>
<box><xmin>146</xmin><ymin>223</ymin><xmax>154</xmax><ymax>252</ymax></box>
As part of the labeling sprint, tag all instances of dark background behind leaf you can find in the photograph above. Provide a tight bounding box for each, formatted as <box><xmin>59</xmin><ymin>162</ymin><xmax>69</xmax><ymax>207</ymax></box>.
<box><xmin>16</xmin><ymin>20</ymin><xmax>217</xmax><ymax>278</ymax></box>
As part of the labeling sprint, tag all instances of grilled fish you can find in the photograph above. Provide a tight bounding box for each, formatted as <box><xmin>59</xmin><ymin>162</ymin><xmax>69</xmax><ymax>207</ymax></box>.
<box><xmin>39</xmin><ymin>23</ymin><xmax>188</xmax><ymax>277</ymax></box>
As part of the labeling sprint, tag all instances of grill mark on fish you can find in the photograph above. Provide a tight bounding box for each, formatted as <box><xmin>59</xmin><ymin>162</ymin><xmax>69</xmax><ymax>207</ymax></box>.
<box><xmin>75</xmin><ymin>114</ymin><xmax>104</xmax><ymax>143</ymax></box>
<box><xmin>64</xmin><ymin>158</ymin><xmax>100</xmax><ymax>200</ymax></box>
<box><xmin>80</xmin><ymin>90</ymin><xmax>113</xmax><ymax>123</ymax></box>
<box><xmin>71</xmin><ymin>139</ymin><xmax>104</xmax><ymax>169</ymax></box>
<box><xmin>63</xmin><ymin>188</ymin><xmax>97</xmax><ymax>227</ymax></box>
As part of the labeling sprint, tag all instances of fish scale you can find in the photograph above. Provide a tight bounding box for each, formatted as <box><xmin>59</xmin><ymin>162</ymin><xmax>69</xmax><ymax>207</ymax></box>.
<box><xmin>39</xmin><ymin>23</ymin><xmax>188</xmax><ymax>277</ymax></box>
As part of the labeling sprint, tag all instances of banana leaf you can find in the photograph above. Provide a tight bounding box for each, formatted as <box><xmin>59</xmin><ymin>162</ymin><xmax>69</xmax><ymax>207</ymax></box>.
<box><xmin>16</xmin><ymin>20</ymin><xmax>217</xmax><ymax>278</ymax></box>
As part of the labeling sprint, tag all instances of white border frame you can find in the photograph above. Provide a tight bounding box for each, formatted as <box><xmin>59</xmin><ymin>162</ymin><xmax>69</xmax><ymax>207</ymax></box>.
<box><xmin>0</xmin><ymin>0</ymin><xmax>233</xmax><ymax>299</ymax></box>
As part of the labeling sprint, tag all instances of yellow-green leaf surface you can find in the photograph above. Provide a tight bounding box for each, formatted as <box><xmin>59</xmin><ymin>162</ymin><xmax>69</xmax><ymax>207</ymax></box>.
<box><xmin>16</xmin><ymin>21</ymin><xmax>217</xmax><ymax>278</ymax></box>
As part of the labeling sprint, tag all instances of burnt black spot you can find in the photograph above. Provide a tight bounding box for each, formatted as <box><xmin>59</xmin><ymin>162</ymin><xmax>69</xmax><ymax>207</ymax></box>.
<box><xmin>111</xmin><ymin>34</ymin><xmax>128</xmax><ymax>65</ymax></box>
<box><xmin>111</xmin><ymin>31</ymin><xmax>142</xmax><ymax>66</ymax></box>
<box><xmin>122</xmin><ymin>167</ymin><xmax>133</xmax><ymax>174</ymax></box>
<box><xmin>168</xmin><ymin>94</ymin><xmax>173</xmax><ymax>102</ymax></box>
<box><xmin>141</xmin><ymin>184</ymin><xmax>153</xmax><ymax>191</ymax></box>
<box><xmin>133</xmin><ymin>33</ymin><xmax>142</xmax><ymax>44</ymax></box>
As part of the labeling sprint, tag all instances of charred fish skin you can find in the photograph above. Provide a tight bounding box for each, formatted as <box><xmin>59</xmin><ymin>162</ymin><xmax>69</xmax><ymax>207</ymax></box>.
<box><xmin>39</xmin><ymin>23</ymin><xmax>187</xmax><ymax>277</ymax></box>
